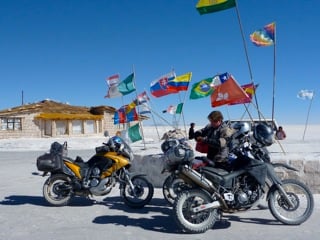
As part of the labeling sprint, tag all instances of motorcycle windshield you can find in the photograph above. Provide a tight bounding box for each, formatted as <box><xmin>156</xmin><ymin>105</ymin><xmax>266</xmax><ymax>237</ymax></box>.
<box><xmin>118</xmin><ymin>137</ymin><xmax>134</xmax><ymax>161</ymax></box>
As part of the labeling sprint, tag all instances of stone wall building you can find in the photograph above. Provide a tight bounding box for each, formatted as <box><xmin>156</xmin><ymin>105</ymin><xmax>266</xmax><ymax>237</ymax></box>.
<box><xmin>0</xmin><ymin>99</ymin><xmax>125</xmax><ymax>139</ymax></box>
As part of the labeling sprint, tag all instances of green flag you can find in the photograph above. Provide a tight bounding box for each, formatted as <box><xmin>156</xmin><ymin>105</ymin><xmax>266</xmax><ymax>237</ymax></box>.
<box><xmin>118</xmin><ymin>73</ymin><xmax>135</xmax><ymax>95</ymax></box>
<box><xmin>196</xmin><ymin>0</ymin><xmax>236</xmax><ymax>15</ymax></box>
<box><xmin>176</xmin><ymin>103</ymin><xmax>183</xmax><ymax>114</ymax></box>
<box><xmin>189</xmin><ymin>78</ymin><xmax>214</xmax><ymax>99</ymax></box>
<box><xmin>128</xmin><ymin>124</ymin><xmax>142</xmax><ymax>142</ymax></box>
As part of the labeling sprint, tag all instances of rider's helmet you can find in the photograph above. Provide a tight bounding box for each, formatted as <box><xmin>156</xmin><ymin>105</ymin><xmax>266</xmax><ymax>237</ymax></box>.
<box><xmin>111</xmin><ymin>136</ymin><xmax>122</xmax><ymax>150</ymax></box>
<box><xmin>254</xmin><ymin>123</ymin><xmax>274</xmax><ymax>146</ymax></box>
<box><xmin>232</xmin><ymin>122</ymin><xmax>251</xmax><ymax>139</ymax></box>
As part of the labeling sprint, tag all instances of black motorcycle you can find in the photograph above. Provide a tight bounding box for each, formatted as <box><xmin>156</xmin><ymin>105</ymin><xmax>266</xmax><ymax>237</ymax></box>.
<box><xmin>170</xmin><ymin>123</ymin><xmax>314</xmax><ymax>233</ymax></box>
<box><xmin>161</xmin><ymin>122</ymin><xmax>269</xmax><ymax>208</ymax></box>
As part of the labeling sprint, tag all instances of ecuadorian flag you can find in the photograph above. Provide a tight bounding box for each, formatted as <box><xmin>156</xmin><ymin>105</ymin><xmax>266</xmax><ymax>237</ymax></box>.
<box><xmin>167</xmin><ymin>72</ymin><xmax>192</xmax><ymax>91</ymax></box>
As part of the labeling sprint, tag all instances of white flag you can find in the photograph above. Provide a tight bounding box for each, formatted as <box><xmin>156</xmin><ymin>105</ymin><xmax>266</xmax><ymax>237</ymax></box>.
<box><xmin>297</xmin><ymin>90</ymin><xmax>314</xmax><ymax>100</ymax></box>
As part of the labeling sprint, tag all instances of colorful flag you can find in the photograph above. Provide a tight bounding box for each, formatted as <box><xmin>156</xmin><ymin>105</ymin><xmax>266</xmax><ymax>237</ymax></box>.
<box><xmin>212</xmin><ymin>72</ymin><xmax>230</xmax><ymax>86</ymax></box>
<box><xmin>150</xmin><ymin>71</ymin><xmax>178</xmax><ymax>97</ymax></box>
<box><xmin>113</xmin><ymin>107</ymin><xmax>126</xmax><ymax>124</ymax></box>
<box><xmin>297</xmin><ymin>90</ymin><xmax>315</xmax><ymax>100</ymax></box>
<box><xmin>196</xmin><ymin>0</ymin><xmax>236</xmax><ymax>15</ymax></box>
<box><xmin>211</xmin><ymin>75</ymin><xmax>250</xmax><ymax>107</ymax></box>
<box><xmin>113</xmin><ymin>105</ymin><xmax>138</xmax><ymax>124</ymax></box>
<box><xmin>229</xmin><ymin>83</ymin><xmax>258</xmax><ymax>105</ymax></box>
<box><xmin>250</xmin><ymin>22</ymin><xmax>275</xmax><ymax>47</ymax></box>
<box><xmin>128</xmin><ymin>124</ymin><xmax>142</xmax><ymax>142</ymax></box>
<box><xmin>189</xmin><ymin>77</ymin><xmax>214</xmax><ymax>99</ymax></box>
<box><xmin>139</xmin><ymin>102</ymin><xmax>151</xmax><ymax>114</ymax></box>
<box><xmin>166</xmin><ymin>105</ymin><xmax>176</xmax><ymax>115</ymax></box>
<box><xmin>106</xmin><ymin>74</ymin><xmax>120</xmax><ymax>86</ymax></box>
<box><xmin>126</xmin><ymin>101</ymin><xmax>137</xmax><ymax>114</ymax></box>
<box><xmin>167</xmin><ymin>72</ymin><xmax>192</xmax><ymax>91</ymax></box>
<box><xmin>126</xmin><ymin>106</ymin><xmax>138</xmax><ymax>122</ymax></box>
<box><xmin>242</xmin><ymin>83</ymin><xmax>258</xmax><ymax>99</ymax></box>
<box><xmin>136</xmin><ymin>91</ymin><xmax>150</xmax><ymax>105</ymax></box>
<box><xmin>164</xmin><ymin>103</ymin><xmax>183</xmax><ymax>114</ymax></box>
<box><xmin>105</xmin><ymin>84</ymin><xmax>122</xmax><ymax>98</ymax></box>
<box><xmin>118</xmin><ymin>73</ymin><xmax>135</xmax><ymax>95</ymax></box>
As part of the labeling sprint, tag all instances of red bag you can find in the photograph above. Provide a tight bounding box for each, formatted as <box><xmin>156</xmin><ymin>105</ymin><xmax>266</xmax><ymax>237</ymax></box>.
<box><xmin>195</xmin><ymin>141</ymin><xmax>209</xmax><ymax>153</ymax></box>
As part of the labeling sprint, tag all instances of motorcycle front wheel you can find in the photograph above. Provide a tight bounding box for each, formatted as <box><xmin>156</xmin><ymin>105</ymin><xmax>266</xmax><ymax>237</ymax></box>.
<box><xmin>121</xmin><ymin>176</ymin><xmax>154</xmax><ymax>208</ymax></box>
<box><xmin>268</xmin><ymin>178</ymin><xmax>314</xmax><ymax>225</ymax></box>
<box><xmin>174</xmin><ymin>189</ymin><xmax>218</xmax><ymax>233</ymax></box>
<box><xmin>43</xmin><ymin>174</ymin><xmax>73</xmax><ymax>206</ymax></box>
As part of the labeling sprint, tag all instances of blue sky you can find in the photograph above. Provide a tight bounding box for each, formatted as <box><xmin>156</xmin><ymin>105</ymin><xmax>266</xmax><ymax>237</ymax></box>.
<box><xmin>1</xmin><ymin>0</ymin><xmax>319</xmax><ymax>127</ymax></box>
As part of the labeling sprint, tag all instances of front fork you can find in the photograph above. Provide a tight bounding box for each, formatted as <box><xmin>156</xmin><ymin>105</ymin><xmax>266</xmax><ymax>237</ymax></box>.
<box><xmin>271</xmin><ymin>183</ymin><xmax>295</xmax><ymax>208</ymax></box>
<box><xmin>123</xmin><ymin>168</ymin><xmax>135</xmax><ymax>190</ymax></box>
<box><xmin>120</xmin><ymin>168</ymin><xmax>146</xmax><ymax>197</ymax></box>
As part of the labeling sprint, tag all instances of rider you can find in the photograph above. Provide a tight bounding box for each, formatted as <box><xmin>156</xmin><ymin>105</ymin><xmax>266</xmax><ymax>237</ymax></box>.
<box><xmin>194</xmin><ymin>110</ymin><xmax>234</xmax><ymax>169</ymax></box>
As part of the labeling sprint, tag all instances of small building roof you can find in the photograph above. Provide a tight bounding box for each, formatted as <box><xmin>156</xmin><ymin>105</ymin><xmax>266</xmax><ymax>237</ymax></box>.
<box><xmin>0</xmin><ymin>99</ymin><xmax>116</xmax><ymax>120</ymax></box>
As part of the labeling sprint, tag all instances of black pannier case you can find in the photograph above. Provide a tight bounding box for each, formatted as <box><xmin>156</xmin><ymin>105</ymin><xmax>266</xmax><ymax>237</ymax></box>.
<box><xmin>36</xmin><ymin>142</ymin><xmax>66</xmax><ymax>172</ymax></box>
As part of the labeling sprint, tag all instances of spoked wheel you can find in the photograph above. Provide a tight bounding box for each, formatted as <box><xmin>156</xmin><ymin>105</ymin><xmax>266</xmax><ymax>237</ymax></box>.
<box><xmin>43</xmin><ymin>174</ymin><xmax>73</xmax><ymax>206</ymax></box>
<box><xmin>173</xmin><ymin>189</ymin><xmax>218</xmax><ymax>233</ymax></box>
<box><xmin>268</xmin><ymin>179</ymin><xmax>314</xmax><ymax>225</ymax></box>
<box><xmin>122</xmin><ymin>176</ymin><xmax>154</xmax><ymax>208</ymax></box>
<box><xmin>162</xmin><ymin>175</ymin><xmax>191</xmax><ymax>206</ymax></box>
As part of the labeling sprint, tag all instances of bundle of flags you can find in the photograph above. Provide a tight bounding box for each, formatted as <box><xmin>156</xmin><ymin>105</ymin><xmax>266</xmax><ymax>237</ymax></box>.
<box><xmin>189</xmin><ymin>72</ymin><xmax>257</xmax><ymax>107</ymax></box>
<box><xmin>125</xmin><ymin>91</ymin><xmax>152</xmax><ymax>115</ymax></box>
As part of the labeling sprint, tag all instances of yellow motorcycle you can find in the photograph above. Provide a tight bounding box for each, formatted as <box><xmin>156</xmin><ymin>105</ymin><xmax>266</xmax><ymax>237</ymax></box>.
<box><xmin>36</xmin><ymin>134</ymin><xmax>154</xmax><ymax>208</ymax></box>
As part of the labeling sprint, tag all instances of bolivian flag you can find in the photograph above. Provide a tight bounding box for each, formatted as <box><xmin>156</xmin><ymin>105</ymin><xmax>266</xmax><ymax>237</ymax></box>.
<box><xmin>196</xmin><ymin>0</ymin><xmax>236</xmax><ymax>15</ymax></box>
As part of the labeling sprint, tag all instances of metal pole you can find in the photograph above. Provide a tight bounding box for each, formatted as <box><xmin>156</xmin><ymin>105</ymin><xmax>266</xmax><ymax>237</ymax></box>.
<box><xmin>302</xmin><ymin>91</ymin><xmax>315</xmax><ymax>141</ymax></box>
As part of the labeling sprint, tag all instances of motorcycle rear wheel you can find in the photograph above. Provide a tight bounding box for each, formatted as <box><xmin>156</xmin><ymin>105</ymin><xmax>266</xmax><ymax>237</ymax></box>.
<box><xmin>174</xmin><ymin>189</ymin><xmax>218</xmax><ymax>233</ymax></box>
<box><xmin>268</xmin><ymin>178</ymin><xmax>314</xmax><ymax>225</ymax></box>
<box><xmin>162</xmin><ymin>175</ymin><xmax>191</xmax><ymax>206</ymax></box>
<box><xmin>121</xmin><ymin>176</ymin><xmax>154</xmax><ymax>208</ymax></box>
<box><xmin>43</xmin><ymin>174</ymin><xmax>73</xmax><ymax>206</ymax></box>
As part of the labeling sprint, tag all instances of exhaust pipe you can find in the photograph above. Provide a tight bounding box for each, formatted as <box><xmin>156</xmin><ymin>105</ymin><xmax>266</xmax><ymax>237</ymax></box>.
<box><xmin>181</xmin><ymin>165</ymin><xmax>216</xmax><ymax>192</ymax></box>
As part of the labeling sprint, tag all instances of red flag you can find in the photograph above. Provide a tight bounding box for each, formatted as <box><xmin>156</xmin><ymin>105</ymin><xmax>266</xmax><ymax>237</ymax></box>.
<box><xmin>229</xmin><ymin>83</ymin><xmax>258</xmax><ymax>105</ymax></box>
<box><xmin>211</xmin><ymin>76</ymin><xmax>250</xmax><ymax>107</ymax></box>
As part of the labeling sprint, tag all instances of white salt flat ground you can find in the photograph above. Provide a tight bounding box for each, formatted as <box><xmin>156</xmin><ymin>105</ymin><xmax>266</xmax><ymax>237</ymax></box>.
<box><xmin>0</xmin><ymin>125</ymin><xmax>319</xmax><ymax>239</ymax></box>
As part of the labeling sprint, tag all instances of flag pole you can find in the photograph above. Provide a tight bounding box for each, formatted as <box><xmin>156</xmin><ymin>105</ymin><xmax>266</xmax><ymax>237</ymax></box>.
<box><xmin>177</xmin><ymin>92</ymin><xmax>188</xmax><ymax>134</ymax></box>
<box><xmin>141</xmin><ymin>88</ymin><xmax>161</xmax><ymax>141</ymax></box>
<box><xmin>302</xmin><ymin>90</ymin><xmax>314</xmax><ymax>141</ymax></box>
<box><xmin>149</xmin><ymin>109</ymin><xmax>161</xmax><ymax>141</ymax></box>
<box><xmin>271</xmin><ymin>23</ymin><xmax>277</xmax><ymax>129</ymax></box>
<box><xmin>176</xmin><ymin>72</ymin><xmax>192</xmax><ymax>135</ymax></box>
<box><xmin>131</xmin><ymin>65</ymin><xmax>147</xmax><ymax>149</ymax></box>
<box><xmin>234</xmin><ymin>0</ymin><xmax>261</xmax><ymax>119</ymax></box>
